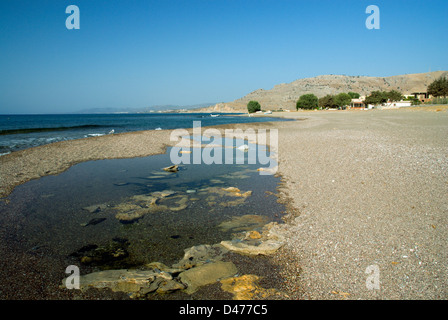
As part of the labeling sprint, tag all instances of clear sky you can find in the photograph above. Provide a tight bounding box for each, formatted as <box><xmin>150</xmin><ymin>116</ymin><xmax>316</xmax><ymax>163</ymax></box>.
<box><xmin>0</xmin><ymin>0</ymin><xmax>447</xmax><ymax>114</ymax></box>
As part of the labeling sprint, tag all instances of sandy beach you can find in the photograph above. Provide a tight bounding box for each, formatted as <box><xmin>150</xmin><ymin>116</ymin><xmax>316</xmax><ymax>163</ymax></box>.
<box><xmin>1</xmin><ymin>107</ymin><xmax>447</xmax><ymax>300</ymax></box>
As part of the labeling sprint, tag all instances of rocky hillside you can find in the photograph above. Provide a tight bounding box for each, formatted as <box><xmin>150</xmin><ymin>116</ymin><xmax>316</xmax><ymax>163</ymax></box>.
<box><xmin>196</xmin><ymin>71</ymin><xmax>448</xmax><ymax>112</ymax></box>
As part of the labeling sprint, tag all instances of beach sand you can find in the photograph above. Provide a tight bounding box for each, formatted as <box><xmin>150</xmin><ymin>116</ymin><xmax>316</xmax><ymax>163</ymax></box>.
<box><xmin>1</xmin><ymin>107</ymin><xmax>447</xmax><ymax>299</ymax></box>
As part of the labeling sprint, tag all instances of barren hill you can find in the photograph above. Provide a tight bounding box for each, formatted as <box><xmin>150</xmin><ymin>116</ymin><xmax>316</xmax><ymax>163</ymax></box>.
<box><xmin>197</xmin><ymin>71</ymin><xmax>448</xmax><ymax>112</ymax></box>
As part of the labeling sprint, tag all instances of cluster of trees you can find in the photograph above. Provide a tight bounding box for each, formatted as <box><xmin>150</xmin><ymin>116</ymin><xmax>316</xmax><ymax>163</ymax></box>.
<box><xmin>248</xmin><ymin>76</ymin><xmax>447</xmax><ymax>113</ymax></box>
<box><xmin>296</xmin><ymin>92</ymin><xmax>360</xmax><ymax>110</ymax></box>
<box><xmin>364</xmin><ymin>90</ymin><xmax>403</xmax><ymax>105</ymax></box>
<box><xmin>428</xmin><ymin>76</ymin><xmax>448</xmax><ymax>98</ymax></box>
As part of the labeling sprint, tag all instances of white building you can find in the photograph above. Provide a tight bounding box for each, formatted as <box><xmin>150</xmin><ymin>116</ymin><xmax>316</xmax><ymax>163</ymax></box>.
<box><xmin>382</xmin><ymin>101</ymin><xmax>412</xmax><ymax>108</ymax></box>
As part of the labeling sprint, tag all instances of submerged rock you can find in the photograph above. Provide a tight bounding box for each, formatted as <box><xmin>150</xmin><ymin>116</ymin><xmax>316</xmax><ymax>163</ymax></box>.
<box><xmin>163</xmin><ymin>165</ymin><xmax>179</xmax><ymax>172</ymax></box>
<box><xmin>218</xmin><ymin>215</ymin><xmax>269</xmax><ymax>233</ymax></box>
<box><xmin>61</xmin><ymin>269</ymin><xmax>186</xmax><ymax>297</ymax></box>
<box><xmin>169</xmin><ymin>196</ymin><xmax>189</xmax><ymax>212</ymax></box>
<box><xmin>220</xmin><ymin>238</ymin><xmax>284</xmax><ymax>256</ymax></box>
<box><xmin>223</xmin><ymin>187</ymin><xmax>240</xmax><ymax>193</ymax></box>
<box><xmin>151</xmin><ymin>190</ymin><xmax>176</xmax><ymax>198</ymax></box>
<box><xmin>82</xmin><ymin>203</ymin><xmax>109</xmax><ymax>213</ymax></box>
<box><xmin>81</xmin><ymin>217</ymin><xmax>107</xmax><ymax>227</ymax></box>
<box><xmin>220</xmin><ymin>222</ymin><xmax>285</xmax><ymax>256</ymax></box>
<box><xmin>173</xmin><ymin>244</ymin><xmax>227</xmax><ymax>269</ymax></box>
<box><xmin>69</xmin><ymin>238</ymin><xmax>130</xmax><ymax>268</ymax></box>
<box><xmin>178</xmin><ymin>261</ymin><xmax>238</xmax><ymax>294</ymax></box>
<box><xmin>220</xmin><ymin>274</ymin><xmax>279</xmax><ymax>300</ymax></box>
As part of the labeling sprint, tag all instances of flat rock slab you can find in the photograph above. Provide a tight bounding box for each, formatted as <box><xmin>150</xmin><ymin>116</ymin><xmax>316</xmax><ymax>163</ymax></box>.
<box><xmin>220</xmin><ymin>239</ymin><xmax>284</xmax><ymax>255</ymax></box>
<box><xmin>179</xmin><ymin>261</ymin><xmax>238</xmax><ymax>294</ymax></box>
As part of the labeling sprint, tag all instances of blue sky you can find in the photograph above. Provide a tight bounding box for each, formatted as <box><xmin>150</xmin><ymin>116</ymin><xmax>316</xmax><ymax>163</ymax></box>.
<box><xmin>0</xmin><ymin>0</ymin><xmax>447</xmax><ymax>114</ymax></box>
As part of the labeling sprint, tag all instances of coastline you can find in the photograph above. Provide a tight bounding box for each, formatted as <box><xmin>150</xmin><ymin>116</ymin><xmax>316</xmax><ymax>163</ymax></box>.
<box><xmin>1</xmin><ymin>108</ymin><xmax>448</xmax><ymax>299</ymax></box>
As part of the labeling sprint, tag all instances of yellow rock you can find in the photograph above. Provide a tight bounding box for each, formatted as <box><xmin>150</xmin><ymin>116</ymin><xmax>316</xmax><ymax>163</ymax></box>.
<box><xmin>223</xmin><ymin>187</ymin><xmax>241</xmax><ymax>193</ymax></box>
<box><xmin>246</xmin><ymin>230</ymin><xmax>262</xmax><ymax>240</ymax></box>
<box><xmin>220</xmin><ymin>275</ymin><xmax>278</xmax><ymax>300</ymax></box>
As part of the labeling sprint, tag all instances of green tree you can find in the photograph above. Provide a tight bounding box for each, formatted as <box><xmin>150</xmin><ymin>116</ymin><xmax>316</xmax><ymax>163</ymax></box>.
<box><xmin>348</xmin><ymin>92</ymin><xmax>360</xmax><ymax>99</ymax></box>
<box><xmin>247</xmin><ymin>100</ymin><xmax>261</xmax><ymax>113</ymax></box>
<box><xmin>334</xmin><ymin>93</ymin><xmax>352</xmax><ymax>107</ymax></box>
<box><xmin>318</xmin><ymin>94</ymin><xmax>337</xmax><ymax>108</ymax></box>
<box><xmin>296</xmin><ymin>94</ymin><xmax>318</xmax><ymax>110</ymax></box>
<box><xmin>365</xmin><ymin>91</ymin><xmax>388</xmax><ymax>105</ymax></box>
<box><xmin>386</xmin><ymin>90</ymin><xmax>403</xmax><ymax>102</ymax></box>
<box><xmin>428</xmin><ymin>76</ymin><xmax>448</xmax><ymax>98</ymax></box>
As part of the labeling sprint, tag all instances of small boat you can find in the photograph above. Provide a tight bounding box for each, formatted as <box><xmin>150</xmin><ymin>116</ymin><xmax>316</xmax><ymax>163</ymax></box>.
<box><xmin>210</xmin><ymin>114</ymin><xmax>220</xmax><ymax>117</ymax></box>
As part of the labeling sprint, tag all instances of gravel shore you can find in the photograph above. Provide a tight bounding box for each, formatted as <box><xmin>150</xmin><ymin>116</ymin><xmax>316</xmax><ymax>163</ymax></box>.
<box><xmin>271</xmin><ymin>108</ymin><xmax>448</xmax><ymax>299</ymax></box>
<box><xmin>1</xmin><ymin>108</ymin><xmax>447</xmax><ymax>300</ymax></box>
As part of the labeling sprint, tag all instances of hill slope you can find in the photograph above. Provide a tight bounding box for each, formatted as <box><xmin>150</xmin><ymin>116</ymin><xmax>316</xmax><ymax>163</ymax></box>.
<box><xmin>197</xmin><ymin>71</ymin><xmax>448</xmax><ymax>112</ymax></box>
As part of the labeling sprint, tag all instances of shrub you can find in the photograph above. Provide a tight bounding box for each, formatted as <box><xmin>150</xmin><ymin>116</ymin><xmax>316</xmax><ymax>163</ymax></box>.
<box><xmin>318</xmin><ymin>94</ymin><xmax>337</xmax><ymax>109</ymax></box>
<box><xmin>296</xmin><ymin>94</ymin><xmax>318</xmax><ymax>110</ymax></box>
<box><xmin>428</xmin><ymin>76</ymin><xmax>448</xmax><ymax>98</ymax></box>
<box><xmin>247</xmin><ymin>101</ymin><xmax>261</xmax><ymax>113</ymax></box>
<box><xmin>334</xmin><ymin>93</ymin><xmax>352</xmax><ymax>107</ymax></box>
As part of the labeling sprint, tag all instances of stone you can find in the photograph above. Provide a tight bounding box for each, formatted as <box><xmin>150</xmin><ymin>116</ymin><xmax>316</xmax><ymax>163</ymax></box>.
<box><xmin>151</xmin><ymin>190</ymin><xmax>176</xmax><ymax>198</ymax></box>
<box><xmin>169</xmin><ymin>196</ymin><xmax>188</xmax><ymax>212</ymax></box>
<box><xmin>157</xmin><ymin>280</ymin><xmax>186</xmax><ymax>294</ymax></box>
<box><xmin>81</xmin><ymin>217</ymin><xmax>106</xmax><ymax>227</ymax></box>
<box><xmin>82</xmin><ymin>203</ymin><xmax>108</xmax><ymax>213</ymax></box>
<box><xmin>145</xmin><ymin>262</ymin><xmax>184</xmax><ymax>275</ymax></box>
<box><xmin>223</xmin><ymin>187</ymin><xmax>240</xmax><ymax>193</ymax></box>
<box><xmin>69</xmin><ymin>239</ymin><xmax>130</xmax><ymax>267</ymax></box>
<box><xmin>218</xmin><ymin>215</ymin><xmax>269</xmax><ymax>232</ymax></box>
<box><xmin>173</xmin><ymin>244</ymin><xmax>226</xmax><ymax>269</ymax></box>
<box><xmin>62</xmin><ymin>269</ymin><xmax>156</xmax><ymax>293</ymax></box>
<box><xmin>115</xmin><ymin>209</ymin><xmax>147</xmax><ymax>223</ymax></box>
<box><xmin>220</xmin><ymin>222</ymin><xmax>285</xmax><ymax>256</ymax></box>
<box><xmin>62</xmin><ymin>268</ymin><xmax>186</xmax><ymax>297</ymax></box>
<box><xmin>220</xmin><ymin>239</ymin><xmax>284</xmax><ymax>255</ymax></box>
<box><xmin>163</xmin><ymin>165</ymin><xmax>179</xmax><ymax>172</ymax></box>
<box><xmin>178</xmin><ymin>261</ymin><xmax>238</xmax><ymax>294</ymax></box>
<box><xmin>220</xmin><ymin>274</ymin><xmax>278</xmax><ymax>300</ymax></box>
<box><xmin>132</xmin><ymin>194</ymin><xmax>159</xmax><ymax>205</ymax></box>
<box><xmin>246</xmin><ymin>230</ymin><xmax>262</xmax><ymax>240</ymax></box>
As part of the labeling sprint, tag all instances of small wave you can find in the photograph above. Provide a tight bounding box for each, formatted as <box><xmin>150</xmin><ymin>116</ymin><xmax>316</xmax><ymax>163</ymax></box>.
<box><xmin>0</xmin><ymin>124</ymin><xmax>105</xmax><ymax>136</ymax></box>
<box><xmin>0</xmin><ymin>151</ymin><xmax>11</xmax><ymax>157</ymax></box>
<box><xmin>85</xmin><ymin>133</ymin><xmax>105</xmax><ymax>137</ymax></box>
<box><xmin>155</xmin><ymin>127</ymin><xmax>162</xmax><ymax>130</ymax></box>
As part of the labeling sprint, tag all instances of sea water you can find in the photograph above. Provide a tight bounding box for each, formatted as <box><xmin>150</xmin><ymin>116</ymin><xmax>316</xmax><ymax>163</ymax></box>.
<box><xmin>0</xmin><ymin>113</ymin><xmax>291</xmax><ymax>155</ymax></box>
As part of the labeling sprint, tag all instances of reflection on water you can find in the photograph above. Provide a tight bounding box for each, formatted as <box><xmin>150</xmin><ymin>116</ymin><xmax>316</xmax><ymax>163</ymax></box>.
<box><xmin>0</xmin><ymin>145</ymin><xmax>286</xmax><ymax>299</ymax></box>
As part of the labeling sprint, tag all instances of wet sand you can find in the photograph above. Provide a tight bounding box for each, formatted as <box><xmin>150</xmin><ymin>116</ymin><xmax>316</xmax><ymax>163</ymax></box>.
<box><xmin>1</xmin><ymin>108</ymin><xmax>447</xmax><ymax>299</ymax></box>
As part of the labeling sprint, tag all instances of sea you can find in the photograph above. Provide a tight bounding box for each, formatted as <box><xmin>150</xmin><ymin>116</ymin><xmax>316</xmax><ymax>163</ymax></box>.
<box><xmin>0</xmin><ymin>112</ymin><xmax>289</xmax><ymax>299</ymax></box>
<box><xmin>0</xmin><ymin>113</ymin><xmax>289</xmax><ymax>155</ymax></box>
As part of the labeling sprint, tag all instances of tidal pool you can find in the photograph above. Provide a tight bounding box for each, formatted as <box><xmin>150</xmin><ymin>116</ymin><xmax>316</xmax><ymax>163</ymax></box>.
<box><xmin>0</xmin><ymin>142</ymin><xmax>286</xmax><ymax>299</ymax></box>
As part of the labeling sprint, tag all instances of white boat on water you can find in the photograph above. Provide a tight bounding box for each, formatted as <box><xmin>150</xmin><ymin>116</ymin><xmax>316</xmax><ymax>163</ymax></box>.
<box><xmin>210</xmin><ymin>114</ymin><xmax>219</xmax><ymax>117</ymax></box>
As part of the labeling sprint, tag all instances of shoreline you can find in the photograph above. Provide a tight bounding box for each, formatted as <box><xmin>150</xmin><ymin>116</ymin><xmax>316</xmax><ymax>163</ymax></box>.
<box><xmin>1</xmin><ymin>108</ymin><xmax>448</xmax><ymax>299</ymax></box>
<box><xmin>0</xmin><ymin>120</ymin><xmax>288</xmax><ymax>199</ymax></box>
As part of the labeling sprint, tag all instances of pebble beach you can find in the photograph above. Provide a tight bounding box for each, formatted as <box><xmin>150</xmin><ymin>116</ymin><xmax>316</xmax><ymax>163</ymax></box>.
<box><xmin>1</xmin><ymin>107</ymin><xmax>447</xmax><ymax>300</ymax></box>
